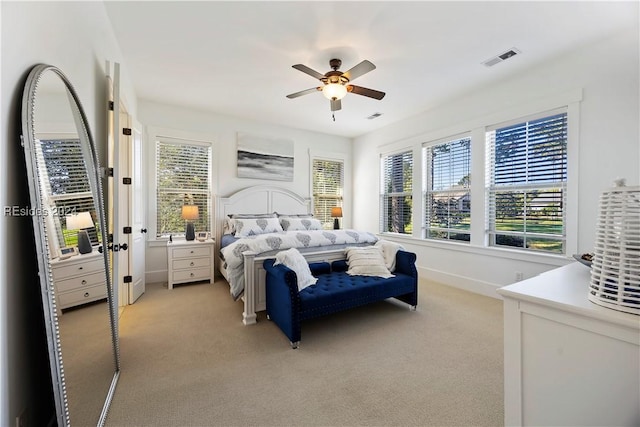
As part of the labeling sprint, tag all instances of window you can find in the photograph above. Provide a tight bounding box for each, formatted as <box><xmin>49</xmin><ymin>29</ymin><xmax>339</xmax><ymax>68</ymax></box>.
<box><xmin>423</xmin><ymin>136</ymin><xmax>471</xmax><ymax>242</ymax></box>
<box><xmin>36</xmin><ymin>138</ymin><xmax>100</xmax><ymax>249</ymax></box>
<box><xmin>486</xmin><ymin>110</ymin><xmax>567</xmax><ymax>254</ymax></box>
<box><xmin>380</xmin><ymin>151</ymin><xmax>413</xmax><ymax>234</ymax></box>
<box><xmin>155</xmin><ymin>139</ymin><xmax>212</xmax><ymax>238</ymax></box>
<box><xmin>312</xmin><ymin>159</ymin><xmax>344</xmax><ymax>229</ymax></box>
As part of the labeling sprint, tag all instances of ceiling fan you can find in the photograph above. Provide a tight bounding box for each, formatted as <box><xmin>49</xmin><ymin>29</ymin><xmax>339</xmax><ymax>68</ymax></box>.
<box><xmin>286</xmin><ymin>58</ymin><xmax>385</xmax><ymax>120</ymax></box>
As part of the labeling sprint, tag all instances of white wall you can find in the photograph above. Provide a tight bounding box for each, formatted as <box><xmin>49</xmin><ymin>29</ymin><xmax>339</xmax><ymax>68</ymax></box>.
<box><xmin>353</xmin><ymin>27</ymin><xmax>640</xmax><ymax>297</ymax></box>
<box><xmin>137</xmin><ymin>101</ymin><xmax>352</xmax><ymax>283</ymax></box>
<box><xmin>0</xmin><ymin>2</ymin><xmax>135</xmax><ymax>425</ymax></box>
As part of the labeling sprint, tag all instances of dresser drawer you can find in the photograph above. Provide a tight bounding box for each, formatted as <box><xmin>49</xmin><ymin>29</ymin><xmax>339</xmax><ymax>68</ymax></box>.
<box><xmin>52</xmin><ymin>257</ymin><xmax>104</xmax><ymax>280</ymax></box>
<box><xmin>58</xmin><ymin>284</ymin><xmax>107</xmax><ymax>309</ymax></box>
<box><xmin>56</xmin><ymin>271</ymin><xmax>106</xmax><ymax>293</ymax></box>
<box><xmin>172</xmin><ymin>267</ymin><xmax>211</xmax><ymax>284</ymax></box>
<box><xmin>172</xmin><ymin>257</ymin><xmax>211</xmax><ymax>270</ymax></box>
<box><xmin>172</xmin><ymin>246</ymin><xmax>211</xmax><ymax>259</ymax></box>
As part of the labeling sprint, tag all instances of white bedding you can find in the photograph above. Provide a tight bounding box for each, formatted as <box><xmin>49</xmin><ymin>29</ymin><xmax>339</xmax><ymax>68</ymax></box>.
<box><xmin>220</xmin><ymin>229</ymin><xmax>378</xmax><ymax>299</ymax></box>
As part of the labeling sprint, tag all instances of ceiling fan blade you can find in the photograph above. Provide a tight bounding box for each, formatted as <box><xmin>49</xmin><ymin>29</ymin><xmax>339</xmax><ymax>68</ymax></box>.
<box><xmin>342</xmin><ymin>60</ymin><xmax>376</xmax><ymax>81</ymax></box>
<box><xmin>286</xmin><ymin>87</ymin><xmax>321</xmax><ymax>99</ymax></box>
<box><xmin>330</xmin><ymin>98</ymin><xmax>342</xmax><ymax>112</ymax></box>
<box><xmin>348</xmin><ymin>85</ymin><xmax>386</xmax><ymax>100</ymax></box>
<box><xmin>292</xmin><ymin>64</ymin><xmax>326</xmax><ymax>80</ymax></box>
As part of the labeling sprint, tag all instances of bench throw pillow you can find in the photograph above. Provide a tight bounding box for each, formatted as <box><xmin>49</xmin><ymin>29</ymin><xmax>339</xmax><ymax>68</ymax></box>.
<box><xmin>274</xmin><ymin>248</ymin><xmax>318</xmax><ymax>291</ymax></box>
<box><xmin>344</xmin><ymin>246</ymin><xmax>394</xmax><ymax>278</ymax></box>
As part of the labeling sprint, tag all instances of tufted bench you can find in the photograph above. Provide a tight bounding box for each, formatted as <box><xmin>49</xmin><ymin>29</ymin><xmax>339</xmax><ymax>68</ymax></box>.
<box><xmin>263</xmin><ymin>250</ymin><xmax>418</xmax><ymax>348</ymax></box>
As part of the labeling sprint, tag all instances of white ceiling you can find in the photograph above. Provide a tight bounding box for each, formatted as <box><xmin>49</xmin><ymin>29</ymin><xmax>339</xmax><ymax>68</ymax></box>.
<box><xmin>104</xmin><ymin>1</ymin><xmax>638</xmax><ymax>138</ymax></box>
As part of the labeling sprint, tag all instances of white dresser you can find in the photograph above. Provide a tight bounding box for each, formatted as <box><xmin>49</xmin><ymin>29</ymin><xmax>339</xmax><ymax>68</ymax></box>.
<box><xmin>497</xmin><ymin>262</ymin><xmax>640</xmax><ymax>427</ymax></box>
<box><xmin>51</xmin><ymin>251</ymin><xmax>108</xmax><ymax>310</ymax></box>
<box><xmin>167</xmin><ymin>239</ymin><xmax>214</xmax><ymax>289</ymax></box>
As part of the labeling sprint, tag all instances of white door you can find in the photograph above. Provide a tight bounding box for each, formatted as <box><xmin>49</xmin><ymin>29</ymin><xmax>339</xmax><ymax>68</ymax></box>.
<box><xmin>129</xmin><ymin>121</ymin><xmax>146</xmax><ymax>303</ymax></box>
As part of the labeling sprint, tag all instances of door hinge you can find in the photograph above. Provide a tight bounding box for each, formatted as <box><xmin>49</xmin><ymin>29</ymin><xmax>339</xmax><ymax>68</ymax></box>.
<box><xmin>122</xmin><ymin>177</ymin><xmax>132</xmax><ymax>185</ymax></box>
<box><xmin>108</xmin><ymin>233</ymin><xmax>114</xmax><ymax>243</ymax></box>
<box><xmin>123</xmin><ymin>275</ymin><xmax>132</xmax><ymax>283</ymax></box>
<box><xmin>122</xmin><ymin>128</ymin><xmax>132</xmax><ymax>136</ymax></box>
<box><xmin>108</xmin><ymin>101</ymin><xmax>114</xmax><ymax>111</ymax></box>
<box><xmin>123</xmin><ymin>226</ymin><xmax>132</xmax><ymax>234</ymax></box>
<box><xmin>106</xmin><ymin>167</ymin><xmax>114</xmax><ymax>177</ymax></box>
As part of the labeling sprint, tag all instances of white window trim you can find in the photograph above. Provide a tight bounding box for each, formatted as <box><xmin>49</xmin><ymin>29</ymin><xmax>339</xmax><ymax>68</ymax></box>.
<box><xmin>377</xmin><ymin>88</ymin><xmax>581</xmax><ymax>260</ymax></box>
<box><xmin>309</xmin><ymin>149</ymin><xmax>350</xmax><ymax>227</ymax></box>
<box><xmin>147</xmin><ymin>127</ymin><xmax>217</xmax><ymax>246</ymax></box>
<box><xmin>422</xmin><ymin>132</ymin><xmax>472</xmax><ymax>242</ymax></box>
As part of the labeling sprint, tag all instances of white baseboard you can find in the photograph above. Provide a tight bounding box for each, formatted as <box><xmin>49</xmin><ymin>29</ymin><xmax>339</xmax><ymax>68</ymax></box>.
<box><xmin>418</xmin><ymin>266</ymin><xmax>502</xmax><ymax>300</ymax></box>
<box><xmin>146</xmin><ymin>269</ymin><xmax>167</xmax><ymax>285</ymax></box>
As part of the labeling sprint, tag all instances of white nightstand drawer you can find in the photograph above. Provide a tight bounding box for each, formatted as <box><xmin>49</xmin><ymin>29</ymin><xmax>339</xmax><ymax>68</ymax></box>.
<box><xmin>56</xmin><ymin>271</ymin><xmax>106</xmax><ymax>293</ymax></box>
<box><xmin>172</xmin><ymin>257</ymin><xmax>211</xmax><ymax>270</ymax></box>
<box><xmin>58</xmin><ymin>284</ymin><xmax>107</xmax><ymax>309</ymax></box>
<box><xmin>172</xmin><ymin>246</ymin><xmax>211</xmax><ymax>259</ymax></box>
<box><xmin>52</xmin><ymin>257</ymin><xmax>104</xmax><ymax>280</ymax></box>
<box><xmin>172</xmin><ymin>267</ymin><xmax>211</xmax><ymax>284</ymax></box>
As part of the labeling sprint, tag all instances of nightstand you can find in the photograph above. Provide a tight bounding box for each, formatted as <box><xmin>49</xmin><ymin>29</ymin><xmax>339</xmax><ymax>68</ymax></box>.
<box><xmin>50</xmin><ymin>251</ymin><xmax>108</xmax><ymax>310</ymax></box>
<box><xmin>167</xmin><ymin>239</ymin><xmax>214</xmax><ymax>289</ymax></box>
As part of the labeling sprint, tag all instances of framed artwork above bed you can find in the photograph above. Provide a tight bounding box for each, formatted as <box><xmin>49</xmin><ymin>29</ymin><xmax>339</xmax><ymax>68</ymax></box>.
<box><xmin>236</xmin><ymin>132</ymin><xmax>294</xmax><ymax>181</ymax></box>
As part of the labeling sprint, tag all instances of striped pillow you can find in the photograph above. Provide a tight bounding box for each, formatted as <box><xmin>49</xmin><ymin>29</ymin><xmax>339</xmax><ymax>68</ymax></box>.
<box><xmin>344</xmin><ymin>246</ymin><xmax>393</xmax><ymax>278</ymax></box>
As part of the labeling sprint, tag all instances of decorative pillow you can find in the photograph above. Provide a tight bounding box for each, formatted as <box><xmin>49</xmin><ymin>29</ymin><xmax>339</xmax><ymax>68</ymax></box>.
<box><xmin>273</xmin><ymin>248</ymin><xmax>317</xmax><ymax>291</ymax></box>
<box><xmin>344</xmin><ymin>246</ymin><xmax>394</xmax><ymax>278</ymax></box>
<box><xmin>225</xmin><ymin>213</ymin><xmax>277</xmax><ymax>235</ymax></box>
<box><xmin>280</xmin><ymin>217</ymin><xmax>323</xmax><ymax>232</ymax></box>
<box><xmin>276</xmin><ymin>212</ymin><xmax>314</xmax><ymax>218</ymax></box>
<box><xmin>374</xmin><ymin>240</ymin><xmax>405</xmax><ymax>272</ymax></box>
<box><xmin>232</xmin><ymin>217</ymin><xmax>283</xmax><ymax>238</ymax></box>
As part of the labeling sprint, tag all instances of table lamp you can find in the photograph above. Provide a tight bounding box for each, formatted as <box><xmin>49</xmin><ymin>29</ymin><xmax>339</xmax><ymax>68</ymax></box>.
<box><xmin>331</xmin><ymin>207</ymin><xmax>343</xmax><ymax>230</ymax></box>
<box><xmin>66</xmin><ymin>212</ymin><xmax>94</xmax><ymax>254</ymax></box>
<box><xmin>182</xmin><ymin>205</ymin><xmax>199</xmax><ymax>241</ymax></box>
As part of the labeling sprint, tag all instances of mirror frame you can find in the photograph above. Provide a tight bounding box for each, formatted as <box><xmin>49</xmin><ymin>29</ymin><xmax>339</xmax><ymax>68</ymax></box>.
<box><xmin>20</xmin><ymin>64</ymin><xmax>120</xmax><ymax>427</ymax></box>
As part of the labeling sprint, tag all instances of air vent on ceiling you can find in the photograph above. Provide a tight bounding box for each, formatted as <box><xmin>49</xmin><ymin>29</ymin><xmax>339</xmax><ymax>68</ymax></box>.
<box><xmin>367</xmin><ymin>112</ymin><xmax>383</xmax><ymax>120</ymax></box>
<box><xmin>482</xmin><ymin>48</ymin><xmax>521</xmax><ymax>67</ymax></box>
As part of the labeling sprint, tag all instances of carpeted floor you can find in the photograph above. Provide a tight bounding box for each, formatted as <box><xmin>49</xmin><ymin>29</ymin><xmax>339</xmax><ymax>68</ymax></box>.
<box><xmin>104</xmin><ymin>278</ymin><xmax>504</xmax><ymax>426</ymax></box>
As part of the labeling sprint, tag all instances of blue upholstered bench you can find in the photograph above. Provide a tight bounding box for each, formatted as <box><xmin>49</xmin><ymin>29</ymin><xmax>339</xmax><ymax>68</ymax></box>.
<box><xmin>263</xmin><ymin>250</ymin><xmax>418</xmax><ymax>348</ymax></box>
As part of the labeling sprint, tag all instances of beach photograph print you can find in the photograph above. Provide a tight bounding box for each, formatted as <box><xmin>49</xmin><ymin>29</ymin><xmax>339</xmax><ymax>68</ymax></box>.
<box><xmin>237</xmin><ymin>132</ymin><xmax>294</xmax><ymax>181</ymax></box>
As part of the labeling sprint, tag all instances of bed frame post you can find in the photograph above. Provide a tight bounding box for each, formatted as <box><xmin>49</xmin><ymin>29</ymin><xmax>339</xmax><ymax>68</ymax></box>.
<box><xmin>242</xmin><ymin>250</ymin><xmax>258</xmax><ymax>325</ymax></box>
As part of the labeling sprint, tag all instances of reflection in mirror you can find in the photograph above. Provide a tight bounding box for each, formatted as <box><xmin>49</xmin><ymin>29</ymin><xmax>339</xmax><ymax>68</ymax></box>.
<box><xmin>21</xmin><ymin>64</ymin><xmax>119</xmax><ymax>426</ymax></box>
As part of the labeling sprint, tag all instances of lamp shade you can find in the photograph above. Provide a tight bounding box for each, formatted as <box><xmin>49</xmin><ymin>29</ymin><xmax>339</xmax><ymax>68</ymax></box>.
<box><xmin>66</xmin><ymin>212</ymin><xmax>94</xmax><ymax>230</ymax></box>
<box><xmin>322</xmin><ymin>83</ymin><xmax>348</xmax><ymax>100</ymax></box>
<box><xmin>331</xmin><ymin>207</ymin><xmax>343</xmax><ymax>218</ymax></box>
<box><xmin>181</xmin><ymin>205</ymin><xmax>199</xmax><ymax>220</ymax></box>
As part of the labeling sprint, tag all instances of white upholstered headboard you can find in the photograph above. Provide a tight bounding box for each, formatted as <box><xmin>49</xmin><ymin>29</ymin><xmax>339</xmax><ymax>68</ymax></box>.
<box><xmin>215</xmin><ymin>185</ymin><xmax>312</xmax><ymax>254</ymax></box>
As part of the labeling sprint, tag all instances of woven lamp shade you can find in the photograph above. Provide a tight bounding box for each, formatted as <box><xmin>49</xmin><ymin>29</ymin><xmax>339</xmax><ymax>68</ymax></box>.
<box><xmin>589</xmin><ymin>181</ymin><xmax>640</xmax><ymax>315</ymax></box>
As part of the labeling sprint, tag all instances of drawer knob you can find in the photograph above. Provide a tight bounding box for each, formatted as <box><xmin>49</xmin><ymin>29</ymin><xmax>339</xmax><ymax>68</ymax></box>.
<box><xmin>78</xmin><ymin>266</ymin><xmax>83</xmax><ymax>270</ymax></box>
<box><xmin>190</xmin><ymin>262</ymin><xmax>194</xmax><ymax>266</ymax></box>
<box><xmin>84</xmin><ymin>292</ymin><xmax>90</xmax><ymax>298</ymax></box>
<box><xmin>81</xmin><ymin>280</ymin><xmax>87</xmax><ymax>285</ymax></box>
<box><xmin>190</xmin><ymin>273</ymin><xmax>194</xmax><ymax>277</ymax></box>
<box><xmin>190</xmin><ymin>250</ymin><xmax>194</xmax><ymax>254</ymax></box>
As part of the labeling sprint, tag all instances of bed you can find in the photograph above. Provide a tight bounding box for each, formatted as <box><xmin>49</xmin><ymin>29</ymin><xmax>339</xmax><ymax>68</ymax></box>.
<box><xmin>215</xmin><ymin>185</ymin><xmax>378</xmax><ymax>325</ymax></box>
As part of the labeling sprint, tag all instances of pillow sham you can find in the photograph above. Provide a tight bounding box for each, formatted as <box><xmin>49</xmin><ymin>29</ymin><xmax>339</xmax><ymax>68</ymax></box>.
<box><xmin>225</xmin><ymin>213</ymin><xmax>277</xmax><ymax>235</ymax></box>
<box><xmin>232</xmin><ymin>217</ymin><xmax>283</xmax><ymax>238</ymax></box>
<box><xmin>280</xmin><ymin>217</ymin><xmax>323</xmax><ymax>232</ymax></box>
<box><xmin>274</xmin><ymin>248</ymin><xmax>317</xmax><ymax>291</ymax></box>
<box><xmin>344</xmin><ymin>246</ymin><xmax>394</xmax><ymax>278</ymax></box>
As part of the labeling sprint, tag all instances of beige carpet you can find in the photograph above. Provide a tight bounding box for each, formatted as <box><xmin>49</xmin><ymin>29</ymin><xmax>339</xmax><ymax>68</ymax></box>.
<box><xmin>105</xmin><ymin>278</ymin><xmax>504</xmax><ymax>427</ymax></box>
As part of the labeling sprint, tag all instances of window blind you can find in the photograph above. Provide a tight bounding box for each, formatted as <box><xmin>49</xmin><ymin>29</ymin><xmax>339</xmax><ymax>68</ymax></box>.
<box><xmin>156</xmin><ymin>140</ymin><xmax>211</xmax><ymax>237</ymax></box>
<box><xmin>424</xmin><ymin>137</ymin><xmax>471</xmax><ymax>242</ymax></box>
<box><xmin>380</xmin><ymin>151</ymin><xmax>413</xmax><ymax>234</ymax></box>
<box><xmin>37</xmin><ymin>138</ymin><xmax>100</xmax><ymax>248</ymax></box>
<box><xmin>486</xmin><ymin>111</ymin><xmax>567</xmax><ymax>253</ymax></box>
<box><xmin>312</xmin><ymin>159</ymin><xmax>343</xmax><ymax>229</ymax></box>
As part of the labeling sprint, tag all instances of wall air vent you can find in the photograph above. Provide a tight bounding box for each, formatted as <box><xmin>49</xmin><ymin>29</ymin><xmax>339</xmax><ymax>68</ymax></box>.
<box><xmin>482</xmin><ymin>48</ymin><xmax>521</xmax><ymax>67</ymax></box>
<box><xmin>367</xmin><ymin>112</ymin><xmax>383</xmax><ymax>120</ymax></box>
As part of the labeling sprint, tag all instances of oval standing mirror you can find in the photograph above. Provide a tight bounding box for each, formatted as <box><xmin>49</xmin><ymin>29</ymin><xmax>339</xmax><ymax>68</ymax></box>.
<box><xmin>21</xmin><ymin>64</ymin><xmax>120</xmax><ymax>426</ymax></box>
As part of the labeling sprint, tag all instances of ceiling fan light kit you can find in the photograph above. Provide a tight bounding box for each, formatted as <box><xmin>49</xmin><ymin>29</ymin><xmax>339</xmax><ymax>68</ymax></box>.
<box><xmin>287</xmin><ymin>58</ymin><xmax>385</xmax><ymax>120</ymax></box>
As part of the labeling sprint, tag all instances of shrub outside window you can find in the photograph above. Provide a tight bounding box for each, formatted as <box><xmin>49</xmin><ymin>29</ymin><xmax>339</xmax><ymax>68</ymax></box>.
<box><xmin>380</xmin><ymin>151</ymin><xmax>413</xmax><ymax>234</ymax></box>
